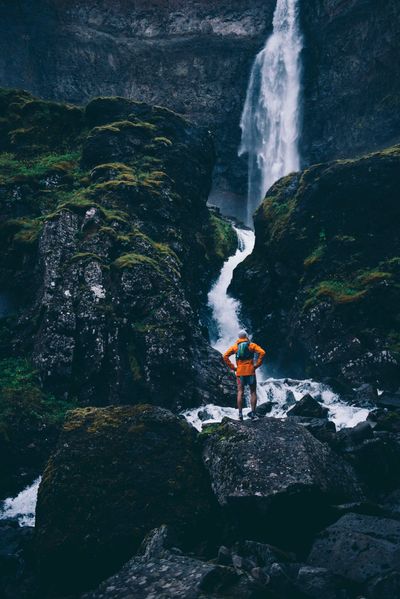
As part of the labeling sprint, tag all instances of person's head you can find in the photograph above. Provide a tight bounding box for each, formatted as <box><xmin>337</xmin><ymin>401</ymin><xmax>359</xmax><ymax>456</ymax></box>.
<box><xmin>238</xmin><ymin>329</ymin><xmax>248</xmax><ymax>339</ymax></box>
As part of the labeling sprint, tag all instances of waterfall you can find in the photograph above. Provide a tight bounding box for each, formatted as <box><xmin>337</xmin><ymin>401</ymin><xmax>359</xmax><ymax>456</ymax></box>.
<box><xmin>239</xmin><ymin>0</ymin><xmax>303</xmax><ymax>224</ymax></box>
<box><xmin>183</xmin><ymin>0</ymin><xmax>370</xmax><ymax>431</ymax></box>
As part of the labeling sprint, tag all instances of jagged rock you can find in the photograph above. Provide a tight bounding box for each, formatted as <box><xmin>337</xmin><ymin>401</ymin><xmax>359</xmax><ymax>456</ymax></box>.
<box><xmin>288</xmin><ymin>416</ymin><xmax>336</xmax><ymax>445</ymax></box>
<box><xmin>0</xmin><ymin>89</ymin><xmax>236</xmax><ymax>412</ymax></box>
<box><xmin>377</xmin><ymin>392</ymin><xmax>400</xmax><ymax>410</ymax></box>
<box><xmin>255</xmin><ymin>402</ymin><xmax>274</xmax><ymax>417</ymax></box>
<box><xmin>287</xmin><ymin>394</ymin><xmax>329</xmax><ymax>419</ymax></box>
<box><xmin>336</xmin><ymin>421</ymin><xmax>374</xmax><ymax>448</ymax></box>
<box><xmin>335</xmin><ymin>431</ymin><xmax>400</xmax><ymax>496</ymax></box>
<box><xmin>295</xmin><ymin>566</ymin><xmax>351</xmax><ymax>599</ymax></box>
<box><xmin>202</xmin><ymin>418</ymin><xmax>363</xmax><ymax>550</ymax></box>
<box><xmin>368</xmin><ymin>408</ymin><xmax>400</xmax><ymax>433</ymax></box>
<box><xmin>352</xmin><ymin>383</ymin><xmax>378</xmax><ymax>408</ymax></box>
<box><xmin>82</xmin><ymin>527</ymin><xmax>259</xmax><ymax>599</ymax></box>
<box><xmin>35</xmin><ymin>405</ymin><xmax>217</xmax><ymax>595</ymax></box>
<box><xmin>232</xmin><ymin>146</ymin><xmax>400</xmax><ymax>390</ymax></box>
<box><xmin>308</xmin><ymin>513</ymin><xmax>400</xmax><ymax>586</ymax></box>
<box><xmin>381</xmin><ymin>490</ymin><xmax>400</xmax><ymax>520</ymax></box>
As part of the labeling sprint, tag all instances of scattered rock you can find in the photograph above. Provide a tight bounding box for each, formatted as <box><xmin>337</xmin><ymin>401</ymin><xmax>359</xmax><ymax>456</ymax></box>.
<box><xmin>287</xmin><ymin>394</ymin><xmax>329</xmax><ymax>419</ymax></box>
<box><xmin>367</xmin><ymin>408</ymin><xmax>400</xmax><ymax>432</ymax></box>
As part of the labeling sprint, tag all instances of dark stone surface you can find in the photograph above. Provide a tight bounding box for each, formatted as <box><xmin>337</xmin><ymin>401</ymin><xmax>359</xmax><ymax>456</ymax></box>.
<box><xmin>35</xmin><ymin>405</ymin><xmax>218</xmax><ymax>595</ymax></box>
<box><xmin>287</xmin><ymin>394</ymin><xmax>329</xmax><ymax>419</ymax></box>
<box><xmin>301</xmin><ymin>0</ymin><xmax>400</xmax><ymax>166</ymax></box>
<box><xmin>82</xmin><ymin>525</ymin><xmax>259</xmax><ymax>599</ymax></box>
<box><xmin>308</xmin><ymin>513</ymin><xmax>400</xmax><ymax>585</ymax></box>
<box><xmin>0</xmin><ymin>520</ymin><xmax>37</xmax><ymax>599</ymax></box>
<box><xmin>0</xmin><ymin>89</ymin><xmax>236</xmax><ymax>412</ymax></box>
<box><xmin>0</xmin><ymin>0</ymin><xmax>277</xmax><ymax>200</ymax></box>
<box><xmin>202</xmin><ymin>417</ymin><xmax>363</xmax><ymax>551</ymax></box>
<box><xmin>233</xmin><ymin>146</ymin><xmax>400</xmax><ymax>390</ymax></box>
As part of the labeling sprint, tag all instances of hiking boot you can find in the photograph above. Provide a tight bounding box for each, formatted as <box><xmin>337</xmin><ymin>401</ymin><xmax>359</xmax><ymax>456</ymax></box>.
<box><xmin>249</xmin><ymin>411</ymin><xmax>259</xmax><ymax>421</ymax></box>
<box><xmin>238</xmin><ymin>413</ymin><xmax>243</xmax><ymax>422</ymax></box>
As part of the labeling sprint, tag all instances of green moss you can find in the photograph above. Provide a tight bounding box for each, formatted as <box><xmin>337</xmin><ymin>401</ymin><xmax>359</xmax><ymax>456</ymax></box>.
<box><xmin>6</xmin><ymin>217</ymin><xmax>43</xmax><ymax>245</ymax></box>
<box><xmin>304</xmin><ymin>244</ymin><xmax>326</xmax><ymax>267</ymax></box>
<box><xmin>70</xmin><ymin>252</ymin><xmax>103</xmax><ymax>265</ymax></box>
<box><xmin>0</xmin><ymin>358</ymin><xmax>74</xmax><ymax>443</ymax></box>
<box><xmin>112</xmin><ymin>253</ymin><xmax>160</xmax><ymax>271</ymax></box>
<box><xmin>0</xmin><ymin>151</ymin><xmax>81</xmax><ymax>185</ymax></box>
<box><xmin>305</xmin><ymin>279</ymin><xmax>368</xmax><ymax>309</ymax></box>
<box><xmin>357</xmin><ymin>270</ymin><xmax>393</xmax><ymax>285</ymax></box>
<box><xmin>153</xmin><ymin>136</ymin><xmax>173</xmax><ymax>146</ymax></box>
<box><xmin>127</xmin><ymin>342</ymin><xmax>142</xmax><ymax>381</ymax></box>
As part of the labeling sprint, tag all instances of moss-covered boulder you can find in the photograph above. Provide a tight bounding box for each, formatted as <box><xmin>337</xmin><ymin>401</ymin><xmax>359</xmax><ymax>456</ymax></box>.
<box><xmin>35</xmin><ymin>404</ymin><xmax>217</xmax><ymax>595</ymax></box>
<box><xmin>233</xmin><ymin>145</ymin><xmax>400</xmax><ymax>390</ymax></box>
<box><xmin>0</xmin><ymin>89</ymin><xmax>236</xmax><ymax>411</ymax></box>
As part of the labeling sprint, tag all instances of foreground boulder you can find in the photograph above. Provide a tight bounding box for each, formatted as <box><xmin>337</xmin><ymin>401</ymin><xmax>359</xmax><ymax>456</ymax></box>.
<box><xmin>35</xmin><ymin>405</ymin><xmax>216</xmax><ymax>594</ymax></box>
<box><xmin>308</xmin><ymin>513</ymin><xmax>400</xmax><ymax>592</ymax></box>
<box><xmin>202</xmin><ymin>418</ymin><xmax>363</xmax><ymax>551</ymax></box>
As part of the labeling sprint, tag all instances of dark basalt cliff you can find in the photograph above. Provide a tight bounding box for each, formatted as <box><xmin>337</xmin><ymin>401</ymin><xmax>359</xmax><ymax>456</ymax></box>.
<box><xmin>0</xmin><ymin>88</ymin><xmax>236</xmax><ymax>496</ymax></box>
<box><xmin>232</xmin><ymin>145</ymin><xmax>400</xmax><ymax>390</ymax></box>
<box><xmin>301</xmin><ymin>0</ymin><xmax>400</xmax><ymax>165</ymax></box>
<box><xmin>0</xmin><ymin>0</ymin><xmax>276</xmax><ymax>196</ymax></box>
<box><xmin>1</xmin><ymin>0</ymin><xmax>400</xmax><ymax>198</ymax></box>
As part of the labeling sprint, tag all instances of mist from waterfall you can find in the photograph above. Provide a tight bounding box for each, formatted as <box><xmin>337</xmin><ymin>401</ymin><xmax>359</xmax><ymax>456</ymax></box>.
<box><xmin>239</xmin><ymin>0</ymin><xmax>303</xmax><ymax>224</ymax></box>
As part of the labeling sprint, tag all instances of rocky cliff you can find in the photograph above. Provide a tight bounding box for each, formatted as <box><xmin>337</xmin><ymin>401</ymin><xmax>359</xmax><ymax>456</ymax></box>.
<box><xmin>232</xmin><ymin>145</ymin><xmax>400</xmax><ymax>390</ymax></box>
<box><xmin>0</xmin><ymin>0</ymin><xmax>276</xmax><ymax>198</ymax></box>
<box><xmin>0</xmin><ymin>88</ymin><xmax>237</xmax><ymax>496</ymax></box>
<box><xmin>301</xmin><ymin>0</ymin><xmax>400</xmax><ymax>165</ymax></box>
<box><xmin>1</xmin><ymin>0</ymin><xmax>400</xmax><ymax>200</ymax></box>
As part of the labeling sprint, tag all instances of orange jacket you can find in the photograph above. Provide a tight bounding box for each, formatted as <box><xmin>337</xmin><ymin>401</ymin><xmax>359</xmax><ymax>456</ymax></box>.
<box><xmin>223</xmin><ymin>338</ymin><xmax>266</xmax><ymax>376</ymax></box>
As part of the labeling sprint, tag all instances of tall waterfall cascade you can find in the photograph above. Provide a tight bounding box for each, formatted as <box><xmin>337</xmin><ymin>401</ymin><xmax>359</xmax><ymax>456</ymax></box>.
<box><xmin>239</xmin><ymin>0</ymin><xmax>303</xmax><ymax>224</ymax></box>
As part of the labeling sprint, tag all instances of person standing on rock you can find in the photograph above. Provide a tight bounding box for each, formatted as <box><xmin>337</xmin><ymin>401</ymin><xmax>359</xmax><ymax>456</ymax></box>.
<box><xmin>223</xmin><ymin>330</ymin><xmax>266</xmax><ymax>421</ymax></box>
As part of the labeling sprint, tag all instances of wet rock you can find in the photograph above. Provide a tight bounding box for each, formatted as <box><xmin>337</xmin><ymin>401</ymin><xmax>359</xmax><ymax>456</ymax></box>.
<box><xmin>352</xmin><ymin>383</ymin><xmax>378</xmax><ymax>408</ymax></box>
<box><xmin>336</xmin><ymin>421</ymin><xmax>374</xmax><ymax>449</ymax></box>
<box><xmin>0</xmin><ymin>520</ymin><xmax>37</xmax><ymax>599</ymax></box>
<box><xmin>367</xmin><ymin>408</ymin><xmax>400</xmax><ymax>433</ymax></box>
<box><xmin>367</xmin><ymin>571</ymin><xmax>400</xmax><ymax>599</ymax></box>
<box><xmin>287</xmin><ymin>394</ymin><xmax>329</xmax><ymax>419</ymax></box>
<box><xmin>308</xmin><ymin>513</ymin><xmax>400</xmax><ymax>585</ymax></box>
<box><xmin>377</xmin><ymin>391</ymin><xmax>400</xmax><ymax>410</ymax></box>
<box><xmin>288</xmin><ymin>416</ymin><xmax>336</xmax><ymax>445</ymax></box>
<box><xmin>381</xmin><ymin>490</ymin><xmax>400</xmax><ymax>520</ymax></box>
<box><xmin>35</xmin><ymin>405</ymin><xmax>217</xmax><ymax>595</ymax></box>
<box><xmin>295</xmin><ymin>566</ymin><xmax>351</xmax><ymax>599</ymax></box>
<box><xmin>256</xmin><ymin>402</ymin><xmax>274</xmax><ymax>417</ymax></box>
<box><xmin>202</xmin><ymin>418</ymin><xmax>363</xmax><ymax>551</ymax></box>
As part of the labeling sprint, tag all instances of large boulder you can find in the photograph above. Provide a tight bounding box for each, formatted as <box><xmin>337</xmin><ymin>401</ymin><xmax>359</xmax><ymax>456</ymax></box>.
<box><xmin>308</xmin><ymin>513</ymin><xmax>400</xmax><ymax>588</ymax></box>
<box><xmin>35</xmin><ymin>405</ymin><xmax>217</xmax><ymax>595</ymax></box>
<box><xmin>202</xmin><ymin>418</ymin><xmax>363</xmax><ymax>550</ymax></box>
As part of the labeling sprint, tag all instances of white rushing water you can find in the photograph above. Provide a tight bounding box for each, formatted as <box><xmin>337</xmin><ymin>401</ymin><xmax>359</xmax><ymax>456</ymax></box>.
<box><xmin>0</xmin><ymin>477</ymin><xmax>41</xmax><ymax>527</ymax></box>
<box><xmin>183</xmin><ymin>0</ymin><xmax>370</xmax><ymax>431</ymax></box>
<box><xmin>238</xmin><ymin>0</ymin><xmax>303</xmax><ymax>224</ymax></box>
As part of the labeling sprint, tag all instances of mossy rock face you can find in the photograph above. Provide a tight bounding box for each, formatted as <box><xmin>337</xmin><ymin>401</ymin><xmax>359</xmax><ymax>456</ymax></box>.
<box><xmin>232</xmin><ymin>145</ymin><xmax>400</xmax><ymax>389</ymax></box>
<box><xmin>0</xmin><ymin>358</ymin><xmax>73</xmax><ymax>498</ymax></box>
<box><xmin>35</xmin><ymin>404</ymin><xmax>216</xmax><ymax>595</ymax></box>
<box><xmin>0</xmin><ymin>87</ymin><xmax>236</xmax><ymax>418</ymax></box>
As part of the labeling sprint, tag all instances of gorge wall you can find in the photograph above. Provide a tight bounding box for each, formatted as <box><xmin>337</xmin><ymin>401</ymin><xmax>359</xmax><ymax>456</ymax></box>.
<box><xmin>1</xmin><ymin>0</ymin><xmax>399</xmax><ymax>201</ymax></box>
